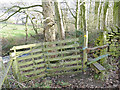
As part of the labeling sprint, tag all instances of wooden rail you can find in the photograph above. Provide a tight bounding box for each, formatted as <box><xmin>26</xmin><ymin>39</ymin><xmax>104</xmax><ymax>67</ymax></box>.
<box><xmin>86</xmin><ymin>44</ymin><xmax>109</xmax><ymax>53</ymax></box>
<box><xmin>9</xmin><ymin>37</ymin><xmax>83</xmax><ymax>82</ymax></box>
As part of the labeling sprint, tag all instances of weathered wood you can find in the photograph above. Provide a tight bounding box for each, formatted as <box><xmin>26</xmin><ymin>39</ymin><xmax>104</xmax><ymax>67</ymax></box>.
<box><xmin>17</xmin><ymin>53</ymin><xmax>43</xmax><ymax>61</ymax></box>
<box><xmin>19</xmin><ymin>61</ymin><xmax>45</xmax><ymax>71</ymax></box>
<box><xmin>10</xmin><ymin>43</ymin><xmax>43</xmax><ymax>50</ymax></box>
<box><xmin>15</xmin><ymin>48</ymin><xmax>43</xmax><ymax>55</ymax></box>
<box><xmin>44</xmin><ymin>49</ymin><xmax>80</xmax><ymax>56</ymax></box>
<box><xmin>44</xmin><ymin>37</ymin><xmax>79</xmax><ymax>45</ymax></box>
<box><xmin>0</xmin><ymin>59</ymin><xmax>13</xmax><ymax>89</ymax></box>
<box><xmin>46</xmin><ymin>55</ymin><xmax>81</xmax><ymax>62</ymax></box>
<box><xmin>87</xmin><ymin>44</ymin><xmax>109</xmax><ymax>53</ymax></box>
<box><xmin>88</xmin><ymin>58</ymin><xmax>105</xmax><ymax>72</ymax></box>
<box><xmin>22</xmin><ymin>73</ymin><xmax>46</xmax><ymax>82</ymax></box>
<box><xmin>19</xmin><ymin>61</ymin><xmax>33</xmax><ymax>67</ymax></box>
<box><xmin>22</xmin><ymin>68</ymin><xmax>46</xmax><ymax>76</ymax></box>
<box><xmin>44</xmin><ymin>44</ymin><xmax>79</xmax><ymax>51</ymax></box>
<box><xmin>49</xmin><ymin>60</ymin><xmax>81</xmax><ymax>67</ymax></box>
<box><xmin>83</xmin><ymin>31</ymin><xmax>88</xmax><ymax>70</ymax></box>
<box><xmin>9</xmin><ymin>37</ymin><xmax>83</xmax><ymax>82</ymax></box>
<box><xmin>12</xmin><ymin>48</ymin><xmax>21</xmax><ymax>81</ymax></box>
<box><xmin>87</xmin><ymin>54</ymin><xmax>109</xmax><ymax>65</ymax></box>
<box><xmin>34</xmin><ymin>59</ymin><xmax>44</xmax><ymax>64</ymax></box>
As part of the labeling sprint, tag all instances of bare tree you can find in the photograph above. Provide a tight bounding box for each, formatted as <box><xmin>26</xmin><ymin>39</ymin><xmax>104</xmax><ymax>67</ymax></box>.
<box><xmin>54</xmin><ymin>0</ymin><xmax>65</xmax><ymax>40</ymax></box>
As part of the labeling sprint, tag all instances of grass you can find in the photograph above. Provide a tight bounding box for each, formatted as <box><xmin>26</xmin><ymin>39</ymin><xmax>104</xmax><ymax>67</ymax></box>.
<box><xmin>0</xmin><ymin>23</ymin><xmax>35</xmax><ymax>38</ymax></box>
<box><xmin>0</xmin><ymin>23</ymin><xmax>42</xmax><ymax>55</ymax></box>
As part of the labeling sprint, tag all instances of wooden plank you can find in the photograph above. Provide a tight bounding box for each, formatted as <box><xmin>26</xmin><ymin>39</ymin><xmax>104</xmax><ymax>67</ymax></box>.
<box><xmin>46</xmin><ymin>65</ymin><xmax>82</xmax><ymax>72</ymax></box>
<box><xmin>44</xmin><ymin>49</ymin><xmax>80</xmax><ymax>56</ymax></box>
<box><xmin>35</xmin><ymin>63</ymin><xmax>46</xmax><ymax>68</ymax></box>
<box><xmin>0</xmin><ymin>59</ymin><xmax>13</xmax><ymax>89</ymax></box>
<box><xmin>15</xmin><ymin>48</ymin><xmax>42</xmax><ymax>55</ymax></box>
<box><xmin>10</xmin><ymin>43</ymin><xmax>43</xmax><ymax>50</ymax></box>
<box><xmin>88</xmin><ymin>59</ymin><xmax>105</xmax><ymax>71</ymax></box>
<box><xmin>44</xmin><ymin>44</ymin><xmax>79</xmax><ymax>51</ymax></box>
<box><xmin>10</xmin><ymin>38</ymin><xmax>79</xmax><ymax>50</ymax></box>
<box><xmin>19</xmin><ymin>63</ymin><xmax>45</xmax><ymax>71</ymax></box>
<box><xmin>19</xmin><ymin>61</ymin><xmax>33</xmax><ymax>67</ymax></box>
<box><xmin>49</xmin><ymin>60</ymin><xmax>81</xmax><ymax>67</ymax></box>
<box><xmin>46</xmin><ymin>55</ymin><xmax>81</xmax><ymax>62</ymax></box>
<box><xmin>44</xmin><ymin>38</ymin><xmax>79</xmax><ymax>45</ymax></box>
<box><xmin>87</xmin><ymin>54</ymin><xmax>109</xmax><ymax>65</ymax></box>
<box><xmin>22</xmin><ymin>68</ymin><xmax>46</xmax><ymax>76</ymax></box>
<box><xmin>34</xmin><ymin>59</ymin><xmax>44</xmax><ymax>63</ymax></box>
<box><xmin>87</xmin><ymin>44</ymin><xmax>109</xmax><ymax>52</ymax></box>
<box><xmin>22</xmin><ymin>73</ymin><xmax>46</xmax><ymax>82</ymax></box>
<box><xmin>16</xmin><ymin>53</ymin><xmax>43</xmax><ymax>61</ymax></box>
<box><xmin>19</xmin><ymin>66</ymin><xmax>33</xmax><ymax>71</ymax></box>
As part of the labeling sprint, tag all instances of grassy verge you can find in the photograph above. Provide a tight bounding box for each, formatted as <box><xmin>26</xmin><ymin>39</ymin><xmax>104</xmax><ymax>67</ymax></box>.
<box><xmin>0</xmin><ymin>23</ymin><xmax>42</xmax><ymax>55</ymax></box>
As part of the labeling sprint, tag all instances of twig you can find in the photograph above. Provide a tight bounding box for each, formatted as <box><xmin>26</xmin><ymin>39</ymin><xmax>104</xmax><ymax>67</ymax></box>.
<box><xmin>0</xmin><ymin>5</ymin><xmax>42</xmax><ymax>22</ymax></box>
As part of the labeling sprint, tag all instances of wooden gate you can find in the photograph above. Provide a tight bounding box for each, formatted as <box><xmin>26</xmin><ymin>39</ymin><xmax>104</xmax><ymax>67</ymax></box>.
<box><xmin>10</xmin><ymin>38</ymin><xmax>83</xmax><ymax>82</ymax></box>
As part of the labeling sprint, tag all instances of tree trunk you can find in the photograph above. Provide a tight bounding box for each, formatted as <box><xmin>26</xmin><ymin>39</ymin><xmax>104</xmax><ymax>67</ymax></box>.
<box><xmin>54</xmin><ymin>0</ymin><xmax>65</xmax><ymax>40</ymax></box>
<box><xmin>118</xmin><ymin>1</ymin><xmax>120</xmax><ymax>27</ymax></box>
<box><xmin>42</xmin><ymin>0</ymin><xmax>56</xmax><ymax>42</ymax></box>
<box><xmin>75</xmin><ymin>0</ymin><xmax>80</xmax><ymax>31</ymax></box>
<box><xmin>97</xmin><ymin>0</ymin><xmax>102</xmax><ymax>30</ymax></box>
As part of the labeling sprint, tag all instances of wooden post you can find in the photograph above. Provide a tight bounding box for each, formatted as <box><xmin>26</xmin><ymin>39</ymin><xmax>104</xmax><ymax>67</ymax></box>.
<box><xmin>0</xmin><ymin>57</ymin><xmax>5</xmax><ymax>89</ymax></box>
<box><xmin>12</xmin><ymin>47</ymin><xmax>20</xmax><ymax>81</ymax></box>
<box><xmin>83</xmin><ymin>31</ymin><xmax>88</xmax><ymax>70</ymax></box>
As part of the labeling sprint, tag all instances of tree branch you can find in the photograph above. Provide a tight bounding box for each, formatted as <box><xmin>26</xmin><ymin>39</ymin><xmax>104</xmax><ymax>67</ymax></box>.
<box><xmin>65</xmin><ymin>2</ymin><xmax>76</xmax><ymax>18</ymax></box>
<box><xmin>0</xmin><ymin>4</ymin><xmax>42</xmax><ymax>22</ymax></box>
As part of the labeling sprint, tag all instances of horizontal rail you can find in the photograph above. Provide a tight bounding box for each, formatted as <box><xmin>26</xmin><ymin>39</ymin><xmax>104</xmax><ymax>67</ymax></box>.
<box><xmin>44</xmin><ymin>44</ymin><xmax>79</xmax><ymax>51</ymax></box>
<box><xmin>46</xmin><ymin>55</ymin><xmax>81</xmax><ymax>62</ymax></box>
<box><xmin>19</xmin><ymin>59</ymin><xmax>45</xmax><ymax>67</ymax></box>
<box><xmin>19</xmin><ymin>63</ymin><xmax>45</xmax><ymax>71</ymax></box>
<box><xmin>44</xmin><ymin>49</ymin><xmax>80</xmax><ymax>56</ymax></box>
<box><xmin>49</xmin><ymin>60</ymin><xmax>81</xmax><ymax>67</ymax></box>
<box><xmin>87</xmin><ymin>44</ymin><xmax>109</xmax><ymax>53</ymax></box>
<box><xmin>19</xmin><ymin>61</ymin><xmax>33</xmax><ymax>67</ymax></box>
<box><xmin>44</xmin><ymin>38</ymin><xmax>79</xmax><ymax>45</ymax></box>
<box><xmin>87</xmin><ymin>54</ymin><xmax>109</xmax><ymax>65</ymax></box>
<box><xmin>22</xmin><ymin>73</ymin><xmax>46</xmax><ymax>82</ymax></box>
<box><xmin>10</xmin><ymin>43</ymin><xmax>43</xmax><ymax>50</ymax></box>
<box><xmin>10</xmin><ymin>38</ymin><xmax>79</xmax><ymax>50</ymax></box>
<box><xmin>22</xmin><ymin>68</ymin><xmax>46</xmax><ymax>76</ymax></box>
<box><xmin>17</xmin><ymin>53</ymin><xmax>43</xmax><ymax>61</ymax></box>
<box><xmin>15</xmin><ymin>48</ymin><xmax>43</xmax><ymax>55</ymax></box>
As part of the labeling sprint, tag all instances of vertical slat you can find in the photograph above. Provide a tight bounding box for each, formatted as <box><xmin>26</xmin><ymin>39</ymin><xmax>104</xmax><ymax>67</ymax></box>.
<box><xmin>75</xmin><ymin>42</ymin><xmax>79</xmax><ymax>71</ymax></box>
<box><xmin>61</xmin><ymin>43</ymin><xmax>65</xmax><ymax>73</ymax></box>
<box><xmin>30</xmin><ymin>47</ymin><xmax>36</xmax><ymax>76</ymax></box>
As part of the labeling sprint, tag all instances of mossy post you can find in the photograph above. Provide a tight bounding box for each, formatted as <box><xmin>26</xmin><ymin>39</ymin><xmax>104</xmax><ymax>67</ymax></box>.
<box><xmin>12</xmin><ymin>47</ymin><xmax>21</xmax><ymax>82</ymax></box>
<box><xmin>83</xmin><ymin>31</ymin><xmax>88</xmax><ymax>71</ymax></box>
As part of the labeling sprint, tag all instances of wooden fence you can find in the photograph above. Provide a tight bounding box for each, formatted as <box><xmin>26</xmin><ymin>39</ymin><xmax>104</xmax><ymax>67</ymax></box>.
<box><xmin>9</xmin><ymin>36</ymin><xmax>110</xmax><ymax>83</ymax></box>
<box><xmin>10</xmin><ymin>38</ymin><xmax>83</xmax><ymax>82</ymax></box>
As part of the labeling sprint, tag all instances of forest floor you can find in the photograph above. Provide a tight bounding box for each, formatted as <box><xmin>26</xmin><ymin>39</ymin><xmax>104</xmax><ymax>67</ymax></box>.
<box><xmin>26</xmin><ymin>66</ymin><xmax>119</xmax><ymax>89</ymax></box>
<box><xmin>2</xmin><ymin>57</ymin><xmax>119</xmax><ymax>89</ymax></box>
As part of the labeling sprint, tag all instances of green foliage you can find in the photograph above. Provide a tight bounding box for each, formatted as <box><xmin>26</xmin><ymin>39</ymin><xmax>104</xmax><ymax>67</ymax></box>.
<box><xmin>94</xmin><ymin>74</ymin><xmax>99</xmax><ymax>79</ymax></box>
